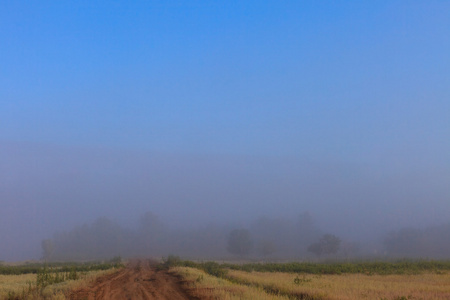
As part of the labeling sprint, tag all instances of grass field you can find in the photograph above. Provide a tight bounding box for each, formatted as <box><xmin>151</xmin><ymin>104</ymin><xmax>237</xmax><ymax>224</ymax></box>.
<box><xmin>226</xmin><ymin>270</ymin><xmax>450</xmax><ymax>300</ymax></box>
<box><xmin>172</xmin><ymin>266</ymin><xmax>289</xmax><ymax>299</ymax></box>
<box><xmin>0</xmin><ymin>269</ymin><xmax>117</xmax><ymax>300</ymax></box>
<box><xmin>3</xmin><ymin>258</ymin><xmax>450</xmax><ymax>299</ymax></box>
<box><xmin>0</xmin><ymin>259</ymin><xmax>122</xmax><ymax>300</ymax></box>
<box><xmin>171</xmin><ymin>259</ymin><xmax>450</xmax><ymax>300</ymax></box>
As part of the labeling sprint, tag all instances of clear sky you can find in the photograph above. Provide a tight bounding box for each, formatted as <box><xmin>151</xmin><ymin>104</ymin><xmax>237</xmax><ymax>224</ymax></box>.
<box><xmin>1</xmin><ymin>1</ymin><xmax>450</xmax><ymax>260</ymax></box>
<box><xmin>2</xmin><ymin>1</ymin><xmax>448</xmax><ymax>159</ymax></box>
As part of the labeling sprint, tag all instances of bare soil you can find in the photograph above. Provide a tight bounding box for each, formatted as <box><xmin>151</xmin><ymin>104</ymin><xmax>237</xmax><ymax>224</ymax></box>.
<box><xmin>69</xmin><ymin>259</ymin><xmax>197</xmax><ymax>300</ymax></box>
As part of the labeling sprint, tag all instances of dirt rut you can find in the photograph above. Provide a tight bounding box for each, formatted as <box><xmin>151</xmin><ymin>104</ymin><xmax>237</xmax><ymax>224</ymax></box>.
<box><xmin>69</xmin><ymin>259</ymin><xmax>195</xmax><ymax>300</ymax></box>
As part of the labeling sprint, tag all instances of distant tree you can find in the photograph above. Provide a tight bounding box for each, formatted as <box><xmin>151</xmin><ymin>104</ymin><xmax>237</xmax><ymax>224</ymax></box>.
<box><xmin>308</xmin><ymin>234</ymin><xmax>341</xmax><ymax>257</ymax></box>
<box><xmin>383</xmin><ymin>224</ymin><xmax>450</xmax><ymax>258</ymax></box>
<box><xmin>138</xmin><ymin>211</ymin><xmax>166</xmax><ymax>254</ymax></box>
<box><xmin>41</xmin><ymin>239</ymin><xmax>54</xmax><ymax>261</ymax></box>
<box><xmin>297</xmin><ymin>212</ymin><xmax>314</xmax><ymax>230</ymax></box>
<box><xmin>251</xmin><ymin>215</ymin><xmax>298</xmax><ymax>257</ymax></box>
<box><xmin>383</xmin><ymin>228</ymin><xmax>422</xmax><ymax>257</ymax></box>
<box><xmin>227</xmin><ymin>229</ymin><xmax>253</xmax><ymax>256</ymax></box>
<box><xmin>49</xmin><ymin>217</ymin><xmax>129</xmax><ymax>260</ymax></box>
<box><xmin>295</xmin><ymin>212</ymin><xmax>322</xmax><ymax>253</ymax></box>
<box><xmin>340</xmin><ymin>241</ymin><xmax>361</xmax><ymax>259</ymax></box>
<box><xmin>258</xmin><ymin>239</ymin><xmax>277</xmax><ymax>257</ymax></box>
<box><xmin>139</xmin><ymin>211</ymin><xmax>164</xmax><ymax>233</ymax></box>
<box><xmin>307</xmin><ymin>241</ymin><xmax>324</xmax><ymax>257</ymax></box>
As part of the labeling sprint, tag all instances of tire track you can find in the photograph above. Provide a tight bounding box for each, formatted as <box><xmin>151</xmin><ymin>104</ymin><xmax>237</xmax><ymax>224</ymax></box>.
<box><xmin>69</xmin><ymin>259</ymin><xmax>196</xmax><ymax>300</ymax></box>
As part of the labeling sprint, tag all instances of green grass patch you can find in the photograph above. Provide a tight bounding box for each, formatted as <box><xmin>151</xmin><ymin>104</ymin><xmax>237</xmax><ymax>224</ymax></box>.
<box><xmin>168</xmin><ymin>258</ymin><xmax>450</xmax><ymax>276</ymax></box>
<box><xmin>223</xmin><ymin>260</ymin><xmax>450</xmax><ymax>275</ymax></box>
<box><xmin>0</xmin><ymin>256</ymin><xmax>124</xmax><ymax>275</ymax></box>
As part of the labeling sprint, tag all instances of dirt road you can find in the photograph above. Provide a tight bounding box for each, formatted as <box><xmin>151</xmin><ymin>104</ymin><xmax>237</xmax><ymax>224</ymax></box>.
<box><xmin>69</xmin><ymin>259</ymin><xmax>196</xmax><ymax>300</ymax></box>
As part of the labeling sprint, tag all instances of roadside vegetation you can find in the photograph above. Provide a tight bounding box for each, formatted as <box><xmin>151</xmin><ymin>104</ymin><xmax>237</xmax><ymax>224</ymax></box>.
<box><xmin>0</xmin><ymin>257</ymin><xmax>123</xmax><ymax>300</ymax></box>
<box><xmin>223</xmin><ymin>260</ymin><xmax>450</xmax><ymax>275</ymax></box>
<box><xmin>0</xmin><ymin>257</ymin><xmax>123</xmax><ymax>276</ymax></box>
<box><xmin>168</xmin><ymin>256</ymin><xmax>450</xmax><ymax>300</ymax></box>
<box><xmin>225</xmin><ymin>270</ymin><xmax>450</xmax><ymax>300</ymax></box>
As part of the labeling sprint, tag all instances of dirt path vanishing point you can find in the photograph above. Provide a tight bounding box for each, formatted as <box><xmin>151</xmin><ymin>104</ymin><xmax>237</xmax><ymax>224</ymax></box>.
<box><xmin>69</xmin><ymin>259</ymin><xmax>197</xmax><ymax>300</ymax></box>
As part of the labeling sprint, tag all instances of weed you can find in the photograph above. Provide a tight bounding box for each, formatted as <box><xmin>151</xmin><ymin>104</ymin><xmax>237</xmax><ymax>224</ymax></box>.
<box><xmin>201</xmin><ymin>261</ymin><xmax>228</xmax><ymax>278</ymax></box>
<box><xmin>294</xmin><ymin>275</ymin><xmax>311</xmax><ymax>285</ymax></box>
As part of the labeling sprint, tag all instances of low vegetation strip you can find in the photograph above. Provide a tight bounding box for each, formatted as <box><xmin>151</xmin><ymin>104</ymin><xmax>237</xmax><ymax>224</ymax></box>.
<box><xmin>0</xmin><ymin>257</ymin><xmax>123</xmax><ymax>275</ymax></box>
<box><xmin>0</xmin><ymin>269</ymin><xmax>117</xmax><ymax>300</ymax></box>
<box><xmin>162</xmin><ymin>255</ymin><xmax>228</xmax><ymax>278</ymax></box>
<box><xmin>165</xmin><ymin>256</ymin><xmax>450</xmax><ymax>276</ymax></box>
<box><xmin>223</xmin><ymin>260</ymin><xmax>450</xmax><ymax>275</ymax></box>
<box><xmin>0</xmin><ymin>258</ymin><xmax>123</xmax><ymax>300</ymax></box>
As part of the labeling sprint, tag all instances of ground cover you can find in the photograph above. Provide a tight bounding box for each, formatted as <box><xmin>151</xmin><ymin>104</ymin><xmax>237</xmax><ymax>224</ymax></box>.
<box><xmin>0</xmin><ymin>269</ymin><xmax>117</xmax><ymax>300</ymax></box>
<box><xmin>226</xmin><ymin>269</ymin><xmax>450</xmax><ymax>300</ymax></box>
<box><xmin>4</xmin><ymin>258</ymin><xmax>450</xmax><ymax>299</ymax></box>
<box><xmin>223</xmin><ymin>260</ymin><xmax>450</xmax><ymax>275</ymax></box>
<box><xmin>172</xmin><ymin>266</ymin><xmax>289</xmax><ymax>300</ymax></box>
<box><xmin>170</xmin><ymin>258</ymin><xmax>450</xmax><ymax>300</ymax></box>
<box><xmin>0</xmin><ymin>257</ymin><xmax>122</xmax><ymax>275</ymax></box>
<box><xmin>0</xmin><ymin>259</ymin><xmax>122</xmax><ymax>300</ymax></box>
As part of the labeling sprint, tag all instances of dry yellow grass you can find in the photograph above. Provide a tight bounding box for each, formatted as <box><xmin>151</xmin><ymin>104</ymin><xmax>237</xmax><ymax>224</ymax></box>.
<box><xmin>0</xmin><ymin>273</ymin><xmax>35</xmax><ymax>299</ymax></box>
<box><xmin>226</xmin><ymin>269</ymin><xmax>450</xmax><ymax>300</ymax></box>
<box><xmin>0</xmin><ymin>269</ymin><xmax>116</xmax><ymax>300</ymax></box>
<box><xmin>171</xmin><ymin>266</ymin><xmax>289</xmax><ymax>300</ymax></box>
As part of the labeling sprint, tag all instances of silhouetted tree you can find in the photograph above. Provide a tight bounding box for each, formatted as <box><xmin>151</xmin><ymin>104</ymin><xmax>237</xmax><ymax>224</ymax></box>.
<box><xmin>340</xmin><ymin>241</ymin><xmax>360</xmax><ymax>259</ymax></box>
<box><xmin>297</xmin><ymin>212</ymin><xmax>314</xmax><ymax>229</ymax></box>
<box><xmin>227</xmin><ymin>229</ymin><xmax>253</xmax><ymax>256</ymax></box>
<box><xmin>258</xmin><ymin>239</ymin><xmax>277</xmax><ymax>257</ymax></box>
<box><xmin>50</xmin><ymin>217</ymin><xmax>129</xmax><ymax>260</ymax></box>
<box><xmin>41</xmin><ymin>239</ymin><xmax>54</xmax><ymax>261</ymax></box>
<box><xmin>138</xmin><ymin>211</ymin><xmax>167</xmax><ymax>254</ymax></box>
<box><xmin>296</xmin><ymin>211</ymin><xmax>322</xmax><ymax>253</ymax></box>
<box><xmin>308</xmin><ymin>234</ymin><xmax>341</xmax><ymax>257</ymax></box>
<box><xmin>139</xmin><ymin>211</ymin><xmax>164</xmax><ymax>233</ymax></box>
<box><xmin>383</xmin><ymin>228</ymin><xmax>422</xmax><ymax>257</ymax></box>
<box><xmin>251</xmin><ymin>216</ymin><xmax>298</xmax><ymax>257</ymax></box>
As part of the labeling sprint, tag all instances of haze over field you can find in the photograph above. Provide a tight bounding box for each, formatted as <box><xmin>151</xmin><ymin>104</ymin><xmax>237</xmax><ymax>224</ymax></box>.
<box><xmin>1</xmin><ymin>1</ymin><xmax>449</xmax><ymax>261</ymax></box>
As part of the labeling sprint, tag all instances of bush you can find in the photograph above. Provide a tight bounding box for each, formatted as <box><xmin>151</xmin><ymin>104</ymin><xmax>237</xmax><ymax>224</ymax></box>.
<box><xmin>201</xmin><ymin>262</ymin><xmax>227</xmax><ymax>278</ymax></box>
<box><xmin>162</xmin><ymin>255</ymin><xmax>182</xmax><ymax>268</ymax></box>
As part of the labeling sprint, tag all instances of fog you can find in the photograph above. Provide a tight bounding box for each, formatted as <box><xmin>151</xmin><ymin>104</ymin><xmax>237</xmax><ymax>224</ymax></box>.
<box><xmin>1</xmin><ymin>2</ymin><xmax>450</xmax><ymax>262</ymax></box>
<box><xmin>2</xmin><ymin>141</ymin><xmax>450</xmax><ymax>261</ymax></box>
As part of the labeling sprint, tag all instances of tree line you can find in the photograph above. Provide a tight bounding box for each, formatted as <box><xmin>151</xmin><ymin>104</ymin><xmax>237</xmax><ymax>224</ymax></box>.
<box><xmin>41</xmin><ymin>211</ymin><xmax>346</xmax><ymax>261</ymax></box>
<box><xmin>41</xmin><ymin>211</ymin><xmax>450</xmax><ymax>261</ymax></box>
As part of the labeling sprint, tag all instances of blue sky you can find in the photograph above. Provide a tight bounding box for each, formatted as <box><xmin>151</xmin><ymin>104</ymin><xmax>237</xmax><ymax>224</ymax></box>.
<box><xmin>1</xmin><ymin>1</ymin><xmax>450</xmax><ymax>260</ymax></box>
<box><xmin>2</xmin><ymin>1</ymin><xmax>448</xmax><ymax>159</ymax></box>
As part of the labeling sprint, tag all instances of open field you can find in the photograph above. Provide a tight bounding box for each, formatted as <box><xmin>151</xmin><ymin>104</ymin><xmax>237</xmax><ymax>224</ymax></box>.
<box><xmin>226</xmin><ymin>270</ymin><xmax>450</xmax><ymax>300</ymax></box>
<box><xmin>3</xmin><ymin>259</ymin><xmax>450</xmax><ymax>299</ymax></box>
<box><xmin>173</xmin><ymin>266</ymin><xmax>288</xmax><ymax>299</ymax></box>
<box><xmin>0</xmin><ymin>260</ymin><xmax>122</xmax><ymax>300</ymax></box>
<box><xmin>0</xmin><ymin>269</ymin><xmax>117</xmax><ymax>300</ymax></box>
<box><xmin>170</xmin><ymin>259</ymin><xmax>450</xmax><ymax>300</ymax></box>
